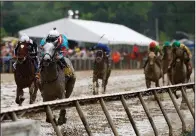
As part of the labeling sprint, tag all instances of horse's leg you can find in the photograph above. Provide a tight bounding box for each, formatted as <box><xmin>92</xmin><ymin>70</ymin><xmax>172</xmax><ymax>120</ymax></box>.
<box><xmin>96</xmin><ymin>80</ymin><xmax>99</xmax><ymax>95</ymax></box>
<box><xmin>58</xmin><ymin>92</ymin><xmax>67</xmax><ymax>125</ymax></box>
<box><xmin>180</xmin><ymin>86</ymin><xmax>188</xmax><ymax>110</ymax></box>
<box><xmin>92</xmin><ymin>74</ymin><xmax>96</xmax><ymax>95</ymax></box>
<box><xmin>43</xmin><ymin>95</ymin><xmax>58</xmax><ymax>124</ymax></box>
<box><xmin>146</xmin><ymin>79</ymin><xmax>151</xmax><ymax>88</ymax></box>
<box><xmin>29</xmin><ymin>82</ymin><xmax>35</xmax><ymax>104</ymax></box>
<box><xmin>15</xmin><ymin>87</ymin><xmax>20</xmax><ymax>105</ymax></box>
<box><xmin>155</xmin><ymin>80</ymin><xmax>160</xmax><ymax>87</ymax></box>
<box><xmin>167</xmin><ymin>73</ymin><xmax>170</xmax><ymax>86</ymax></box>
<box><xmin>65</xmin><ymin>76</ymin><xmax>76</xmax><ymax>98</ymax></box>
<box><xmin>32</xmin><ymin>80</ymin><xmax>39</xmax><ymax>103</ymax></box>
<box><xmin>93</xmin><ymin>76</ymin><xmax>98</xmax><ymax>95</ymax></box>
<box><xmin>155</xmin><ymin>80</ymin><xmax>164</xmax><ymax>100</ymax></box>
<box><xmin>162</xmin><ymin>73</ymin><xmax>165</xmax><ymax>86</ymax></box>
<box><xmin>15</xmin><ymin>87</ymin><xmax>25</xmax><ymax>106</ymax></box>
<box><xmin>102</xmin><ymin>72</ymin><xmax>107</xmax><ymax>94</ymax></box>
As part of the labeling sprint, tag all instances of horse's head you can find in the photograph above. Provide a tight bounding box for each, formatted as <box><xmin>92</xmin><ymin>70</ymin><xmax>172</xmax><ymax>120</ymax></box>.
<box><xmin>163</xmin><ymin>46</ymin><xmax>172</xmax><ymax>61</ymax></box>
<box><xmin>148</xmin><ymin>52</ymin><xmax>156</xmax><ymax>66</ymax></box>
<box><xmin>41</xmin><ymin>42</ymin><xmax>57</xmax><ymax>66</ymax></box>
<box><xmin>16</xmin><ymin>42</ymin><xmax>29</xmax><ymax>62</ymax></box>
<box><xmin>174</xmin><ymin>47</ymin><xmax>184</xmax><ymax>63</ymax></box>
<box><xmin>95</xmin><ymin>50</ymin><xmax>105</xmax><ymax>63</ymax></box>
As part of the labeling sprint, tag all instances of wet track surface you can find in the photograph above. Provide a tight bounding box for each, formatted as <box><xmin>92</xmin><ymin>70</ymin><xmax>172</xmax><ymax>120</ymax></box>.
<box><xmin>1</xmin><ymin>69</ymin><xmax>195</xmax><ymax>136</ymax></box>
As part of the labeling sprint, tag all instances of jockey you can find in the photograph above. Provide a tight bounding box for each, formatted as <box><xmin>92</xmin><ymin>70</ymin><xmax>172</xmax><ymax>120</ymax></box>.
<box><xmin>143</xmin><ymin>41</ymin><xmax>163</xmax><ymax>69</ymax></box>
<box><xmin>168</xmin><ymin>41</ymin><xmax>192</xmax><ymax>72</ymax></box>
<box><xmin>93</xmin><ymin>43</ymin><xmax>111</xmax><ymax>63</ymax></box>
<box><xmin>162</xmin><ymin>41</ymin><xmax>171</xmax><ymax>57</ymax></box>
<box><xmin>40</xmin><ymin>28</ymin><xmax>69</xmax><ymax>69</ymax></box>
<box><xmin>13</xmin><ymin>34</ymin><xmax>40</xmax><ymax>79</ymax></box>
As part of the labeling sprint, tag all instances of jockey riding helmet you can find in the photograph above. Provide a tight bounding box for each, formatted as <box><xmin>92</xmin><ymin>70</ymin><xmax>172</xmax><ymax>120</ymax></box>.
<box><xmin>172</xmin><ymin>41</ymin><xmax>181</xmax><ymax>48</ymax></box>
<box><xmin>149</xmin><ymin>41</ymin><xmax>156</xmax><ymax>48</ymax></box>
<box><xmin>20</xmin><ymin>34</ymin><xmax>30</xmax><ymax>43</ymax></box>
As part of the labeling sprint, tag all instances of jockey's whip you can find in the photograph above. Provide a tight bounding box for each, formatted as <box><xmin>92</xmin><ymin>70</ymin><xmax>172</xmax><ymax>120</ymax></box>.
<box><xmin>97</xmin><ymin>34</ymin><xmax>105</xmax><ymax>44</ymax></box>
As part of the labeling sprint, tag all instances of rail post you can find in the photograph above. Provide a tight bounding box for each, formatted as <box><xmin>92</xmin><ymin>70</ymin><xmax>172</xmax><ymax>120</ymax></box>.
<box><xmin>153</xmin><ymin>90</ymin><xmax>173</xmax><ymax>136</ymax></box>
<box><xmin>168</xmin><ymin>88</ymin><xmax>186</xmax><ymax>132</ymax></box>
<box><xmin>121</xmin><ymin>95</ymin><xmax>140</xmax><ymax>136</ymax></box>
<box><xmin>180</xmin><ymin>87</ymin><xmax>195</xmax><ymax>119</ymax></box>
<box><xmin>138</xmin><ymin>92</ymin><xmax>158</xmax><ymax>136</ymax></box>
<box><xmin>99</xmin><ymin>98</ymin><xmax>119</xmax><ymax>136</ymax></box>
<box><xmin>75</xmin><ymin>101</ymin><xmax>93</xmax><ymax>136</ymax></box>
<box><xmin>46</xmin><ymin>106</ymin><xmax>62</xmax><ymax>136</ymax></box>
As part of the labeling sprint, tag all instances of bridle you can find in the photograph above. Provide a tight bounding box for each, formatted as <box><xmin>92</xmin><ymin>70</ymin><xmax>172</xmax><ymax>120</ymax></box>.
<box><xmin>40</xmin><ymin>42</ymin><xmax>60</xmax><ymax>85</ymax></box>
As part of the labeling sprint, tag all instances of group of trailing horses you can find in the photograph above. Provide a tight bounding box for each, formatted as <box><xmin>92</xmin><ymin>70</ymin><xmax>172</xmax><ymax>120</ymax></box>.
<box><xmin>144</xmin><ymin>45</ymin><xmax>193</xmax><ymax>108</ymax></box>
<box><xmin>13</xmin><ymin>41</ymin><xmax>111</xmax><ymax>125</ymax></box>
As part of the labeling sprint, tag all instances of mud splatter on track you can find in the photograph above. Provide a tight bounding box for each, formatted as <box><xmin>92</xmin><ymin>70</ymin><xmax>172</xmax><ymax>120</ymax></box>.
<box><xmin>1</xmin><ymin>70</ymin><xmax>195</xmax><ymax>136</ymax></box>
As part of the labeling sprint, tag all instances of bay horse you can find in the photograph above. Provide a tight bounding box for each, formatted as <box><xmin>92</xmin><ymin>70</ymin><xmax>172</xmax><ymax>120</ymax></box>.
<box><xmin>144</xmin><ymin>52</ymin><xmax>162</xmax><ymax>88</ymax></box>
<box><xmin>93</xmin><ymin>50</ymin><xmax>111</xmax><ymax>95</ymax></box>
<box><xmin>40</xmin><ymin>41</ymin><xmax>75</xmax><ymax>125</ymax></box>
<box><xmin>14</xmin><ymin>42</ymin><xmax>39</xmax><ymax>106</ymax></box>
<box><xmin>168</xmin><ymin>47</ymin><xmax>189</xmax><ymax>108</ymax></box>
<box><xmin>162</xmin><ymin>46</ymin><xmax>173</xmax><ymax>85</ymax></box>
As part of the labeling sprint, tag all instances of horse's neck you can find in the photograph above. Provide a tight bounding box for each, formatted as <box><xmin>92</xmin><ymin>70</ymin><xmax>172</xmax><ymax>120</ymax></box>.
<box><xmin>42</xmin><ymin>62</ymin><xmax>59</xmax><ymax>79</ymax></box>
<box><xmin>16</xmin><ymin>58</ymin><xmax>34</xmax><ymax>76</ymax></box>
<box><xmin>146</xmin><ymin>63</ymin><xmax>156</xmax><ymax>72</ymax></box>
<box><xmin>95</xmin><ymin>60</ymin><xmax>107</xmax><ymax>71</ymax></box>
<box><xmin>173</xmin><ymin>61</ymin><xmax>185</xmax><ymax>72</ymax></box>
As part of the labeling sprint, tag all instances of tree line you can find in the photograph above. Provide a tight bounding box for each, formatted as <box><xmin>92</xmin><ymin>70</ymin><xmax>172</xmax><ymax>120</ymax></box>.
<box><xmin>1</xmin><ymin>1</ymin><xmax>195</xmax><ymax>41</ymax></box>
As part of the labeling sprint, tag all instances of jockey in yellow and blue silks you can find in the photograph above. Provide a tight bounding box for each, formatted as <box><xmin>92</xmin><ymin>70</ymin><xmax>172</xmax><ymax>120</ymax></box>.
<box><xmin>40</xmin><ymin>28</ymin><xmax>69</xmax><ymax>68</ymax></box>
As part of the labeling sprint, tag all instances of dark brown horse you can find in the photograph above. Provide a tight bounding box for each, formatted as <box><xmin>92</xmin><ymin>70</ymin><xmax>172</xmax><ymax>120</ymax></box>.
<box><xmin>168</xmin><ymin>47</ymin><xmax>189</xmax><ymax>104</ymax></box>
<box><xmin>162</xmin><ymin>46</ymin><xmax>173</xmax><ymax>85</ymax></box>
<box><xmin>93</xmin><ymin>50</ymin><xmax>111</xmax><ymax>95</ymax></box>
<box><xmin>14</xmin><ymin>42</ymin><xmax>39</xmax><ymax>106</ymax></box>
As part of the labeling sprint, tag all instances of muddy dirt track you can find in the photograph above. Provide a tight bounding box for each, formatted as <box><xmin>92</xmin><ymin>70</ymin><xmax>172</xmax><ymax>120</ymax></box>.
<box><xmin>1</xmin><ymin>69</ymin><xmax>195</xmax><ymax>136</ymax></box>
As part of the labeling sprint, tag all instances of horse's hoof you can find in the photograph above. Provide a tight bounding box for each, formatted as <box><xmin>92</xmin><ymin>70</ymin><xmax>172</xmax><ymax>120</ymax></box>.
<box><xmin>46</xmin><ymin>117</ymin><xmax>58</xmax><ymax>125</ymax></box>
<box><xmin>58</xmin><ymin>116</ymin><xmax>67</xmax><ymax>125</ymax></box>
<box><xmin>29</xmin><ymin>100</ymin><xmax>34</xmax><ymax>104</ymax></box>
<box><xmin>19</xmin><ymin>96</ymin><xmax>25</xmax><ymax>102</ymax></box>
<box><xmin>15</xmin><ymin>99</ymin><xmax>20</xmax><ymax>104</ymax></box>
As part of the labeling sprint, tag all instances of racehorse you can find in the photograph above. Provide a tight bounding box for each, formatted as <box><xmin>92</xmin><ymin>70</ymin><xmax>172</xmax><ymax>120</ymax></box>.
<box><xmin>168</xmin><ymin>47</ymin><xmax>189</xmax><ymax>108</ymax></box>
<box><xmin>162</xmin><ymin>46</ymin><xmax>173</xmax><ymax>85</ymax></box>
<box><xmin>93</xmin><ymin>49</ymin><xmax>111</xmax><ymax>95</ymax></box>
<box><xmin>40</xmin><ymin>41</ymin><xmax>75</xmax><ymax>125</ymax></box>
<box><xmin>144</xmin><ymin>52</ymin><xmax>162</xmax><ymax>88</ymax></box>
<box><xmin>14</xmin><ymin>42</ymin><xmax>39</xmax><ymax>106</ymax></box>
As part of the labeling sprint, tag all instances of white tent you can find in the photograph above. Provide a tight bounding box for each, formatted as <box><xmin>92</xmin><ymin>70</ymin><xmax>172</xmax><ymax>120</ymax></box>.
<box><xmin>18</xmin><ymin>18</ymin><xmax>158</xmax><ymax>46</ymax></box>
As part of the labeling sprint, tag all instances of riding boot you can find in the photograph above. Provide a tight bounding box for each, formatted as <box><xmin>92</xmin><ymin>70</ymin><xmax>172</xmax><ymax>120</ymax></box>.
<box><xmin>186</xmin><ymin>61</ymin><xmax>192</xmax><ymax>78</ymax></box>
<box><xmin>59</xmin><ymin>57</ymin><xmax>67</xmax><ymax>69</ymax></box>
<box><xmin>33</xmin><ymin>57</ymin><xmax>40</xmax><ymax>79</ymax></box>
<box><xmin>156</xmin><ymin>59</ymin><xmax>162</xmax><ymax>69</ymax></box>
